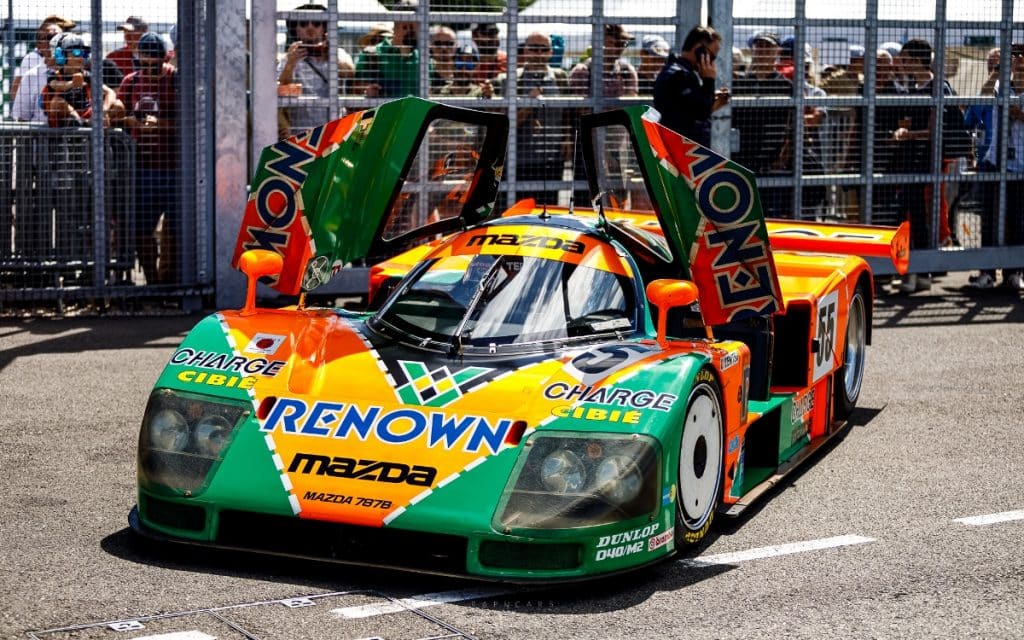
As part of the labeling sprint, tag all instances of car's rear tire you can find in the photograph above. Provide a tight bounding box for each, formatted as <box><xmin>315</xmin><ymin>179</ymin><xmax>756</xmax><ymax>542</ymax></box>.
<box><xmin>675</xmin><ymin>369</ymin><xmax>724</xmax><ymax>549</ymax></box>
<box><xmin>833</xmin><ymin>286</ymin><xmax>867</xmax><ymax>419</ymax></box>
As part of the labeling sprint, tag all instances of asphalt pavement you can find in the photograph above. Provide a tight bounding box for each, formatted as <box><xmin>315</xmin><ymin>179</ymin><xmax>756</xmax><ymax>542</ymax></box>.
<box><xmin>1</xmin><ymin>272</ymin><xmax>1021</xmax><ymax>640</ymax></box>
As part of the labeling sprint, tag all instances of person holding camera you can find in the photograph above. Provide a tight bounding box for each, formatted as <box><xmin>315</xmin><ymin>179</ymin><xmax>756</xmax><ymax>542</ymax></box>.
<box><xmin>652</xmin><ymin>25</ymin><xmax>728</xmax><ymax>148</ymax></box>
<box><xmin>277</xmin><ymin>3</ymin><xmax>355</xmax><ymax>132</ymax></box>
<box><xmin>355</xmin><ymin>0</ymin><xmax>428</xmax><ymax>98</ymax></box>
<box><xmin>42</xmin><ymin>33</ymin><xmax>121</xmax><ymax>128</ymax></box>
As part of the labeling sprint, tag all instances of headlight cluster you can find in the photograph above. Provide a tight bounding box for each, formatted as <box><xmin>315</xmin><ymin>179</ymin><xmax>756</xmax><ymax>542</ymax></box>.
<box><xmin>497</xmin><ymin>434</ymin><xmax>659</xmax><ymax>531</ymax></box>
<box><xmin>138</xmin><ymin>390</ymin><xmax>249</xmax><ymax>493</ymax></box>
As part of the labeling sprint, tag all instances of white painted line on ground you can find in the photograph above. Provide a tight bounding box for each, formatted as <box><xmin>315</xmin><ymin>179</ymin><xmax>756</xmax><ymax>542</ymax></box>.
<box><xmin>332</xmin><ymin>587</ymin><xmax>513</xmax><ymax>619</ymax></box>
<box><xmin>954</xmin><ymin>509</ymin><xmax>1024</xmax><ymax>526</ymax></box>
<box><xmin>679</xmin><ymin>534</ymin><xmax>876</xmax><ymax>567</ymax></box>
<box><xmin>331</xmin><ymin>534</ymin><xmax>875</xmax><ymax>619</ymax></box>
<box><xmin>132</xmin><ymin>632</ymin><xmax>217</xmax><ymax>640</ymax></box>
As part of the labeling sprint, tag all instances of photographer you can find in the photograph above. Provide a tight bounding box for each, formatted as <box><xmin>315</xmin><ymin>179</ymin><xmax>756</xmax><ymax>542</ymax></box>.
<box><xmin>652</xmin><ymin>25</ymin><xmax>728</xmax><ymax>147</ymax></box>
<box><xmin>42</xmin><ymin>33</ymin><xmax>121</xmax><ymax>128</ymax></box>
<box><xmin>277</xmin><ymin>3</ymin><xmax>355</xmax><ymax>133</ymax></box>
<box><xmin>355</xmin><ymin>0</ymin><xmax>429</xmax><ymax>98</ymax></box>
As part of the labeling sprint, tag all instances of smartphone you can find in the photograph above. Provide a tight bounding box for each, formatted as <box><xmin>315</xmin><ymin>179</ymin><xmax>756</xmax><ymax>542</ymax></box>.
<box><xmin>695</xmin><ymin>45</ymin><xmax>709</xmax><ymax>63</ymax></box>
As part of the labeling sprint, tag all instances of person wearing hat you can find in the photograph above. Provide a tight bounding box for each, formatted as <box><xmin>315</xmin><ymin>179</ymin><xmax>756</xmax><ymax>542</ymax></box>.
<box><xmin>568</xmin><ymin>24</ymin><xmax>638</xmax><ymax>98</ymax></box>
<box><xmin>278</xmin><ymin>4</ymin><xmax>355</xmax><ymax>130</ymax></box>
<box><xmin>637</xmin><ymin>34</ymin><xmax>670</xmax><ymax>95</ymax></box>
<box><xmin>116</xmin><ymin>31</ymin><xmax>179</xmax><ymax>285</ymax></box>
<box><xmin>438</xmin><ymin>45</ymin><xmax>486</xmax><ymax>97</ymax></box>
<box><xmin>42</xmin><ymin>33</ymin><xmax>121</xmax><ymax>128</ymax></box>
<box><xmin>107</xmin><ymin>16</ymin><xmax>149</xmax><ymax>77</ymax></box>
<box><xmin>652</xmin><ymin>26</ymin><xmax>728</xmax><ymax>147</ymax></box>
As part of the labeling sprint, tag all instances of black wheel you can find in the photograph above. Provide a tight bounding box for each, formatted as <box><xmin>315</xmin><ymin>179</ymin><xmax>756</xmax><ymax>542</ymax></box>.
<box><xmin>833</xmin><ymin>286</ymin><xmax>867</xmax><ymax>419</ymax></box>
<box><xmin>675</xmin><ymin>369</ymin><xmax>724</xmax><ymax>549</ymax></box>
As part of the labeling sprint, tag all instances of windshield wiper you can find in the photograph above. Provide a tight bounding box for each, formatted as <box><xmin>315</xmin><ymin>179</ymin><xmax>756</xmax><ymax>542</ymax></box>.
<box><xmin>448</xmin><ymin>258</ymin><xmax>504</xmax><ymax>358</ymax></box>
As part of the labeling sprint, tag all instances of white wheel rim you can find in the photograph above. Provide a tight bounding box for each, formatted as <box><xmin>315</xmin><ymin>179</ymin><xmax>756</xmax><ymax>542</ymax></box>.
<box><xmin>844</xmin><ymin>294</ymin><xmax>866</xmax><ymax>402</ymax></box>
<box><xmin>679</xmin><ymin>389</ymin><xmax>722</xmax><ymax>528</ymax></box>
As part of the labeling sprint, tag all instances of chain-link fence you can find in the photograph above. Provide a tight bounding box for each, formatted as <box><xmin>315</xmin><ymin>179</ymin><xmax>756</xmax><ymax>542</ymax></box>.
<box><xmin>2</xmin><ymin>0</ymin><xmax>1022</xmax><ymax>307</ymax></box>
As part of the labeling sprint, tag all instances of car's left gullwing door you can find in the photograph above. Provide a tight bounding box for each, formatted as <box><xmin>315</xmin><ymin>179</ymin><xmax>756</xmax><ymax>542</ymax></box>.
<box><xmin>232</xmin><ymin>97</ymin><xmax>509</xmax><ymax>296</ymax></box>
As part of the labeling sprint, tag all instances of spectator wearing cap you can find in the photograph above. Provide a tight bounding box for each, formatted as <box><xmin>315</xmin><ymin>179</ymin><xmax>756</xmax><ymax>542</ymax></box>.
<box><xmin>569</xmin><ymin>24</ymin><xmax>638</xmax><ymax>98</ymax></box>
<box><xmin>117</xmin><ymin>31</ymin><xmax>179</xmax><ymax>284</ymax></box>
<box><xmin>637</xmin><ymin>35</ymin><xmax>669</xmax><ymax>96</ymax></box>
<box><xmin>732</xmin><ymin>31</ymin><xmax>794</xmax><ymax>217</ymax></box>
<box><xmin>652</xmin><ymin>26</ymin><xmax>727</xmax><ymax>147</ymax></box>
<box><xmin>278</xmin><ymin>3</ymin><xmax>355</xmax><ymax>131</ymax></box>
<box><xmin>11</xmin><ymin>21</ymin><xmax>63</xmax><ymax>121</ymax></box>
<box><xmin>10</xmin><ymin>16</ymin><xmax>73</xmax><ymax>101</ymax></box>
<box><xmin>776</xmin><ymin>37</ymin><xmax>828</xmax><ymax>213</ymax></box>
<box><xmin>107</xmin><ymin>16</ymin><xmax>148</xmax><ymax>77</ymax></box>
<box><xmin>469</xmin><ymin>22</ymin><xmax>507</xmax><ymax>86</ymax></box>
<box><xmin>356</xmin><ymin>0</ymin><xmax>430</xmax><ymax>98</ymax></box>
<box><xmin>42</xmin><ymin>33</ymin><xmax>122</xmax><ymax>128</ymax></box>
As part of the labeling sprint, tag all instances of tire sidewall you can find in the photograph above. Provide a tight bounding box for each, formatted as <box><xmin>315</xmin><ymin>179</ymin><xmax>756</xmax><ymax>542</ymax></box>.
<box><xmin>675</xmin><ymin>368</ymin><xmax>724</xmax><ymax>547</ymax></box>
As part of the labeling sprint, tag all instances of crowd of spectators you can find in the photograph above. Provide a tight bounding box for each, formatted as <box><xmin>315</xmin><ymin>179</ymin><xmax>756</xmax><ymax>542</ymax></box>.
<box><xmin>5</xmin><ymin>6</ymin><xmax>1021</xmax><ymax>292</ymax></box>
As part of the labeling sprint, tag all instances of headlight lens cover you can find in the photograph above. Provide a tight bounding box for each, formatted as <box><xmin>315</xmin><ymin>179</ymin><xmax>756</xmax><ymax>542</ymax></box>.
<box><xmin>497</xmin><ymin>433</ymin><xmax>660</xmax><ymax>531</ymax></box>
<box><xmin>138</xmin><ymin>389</ymin><xmax>250</xmax><ymax>493</ymax></box>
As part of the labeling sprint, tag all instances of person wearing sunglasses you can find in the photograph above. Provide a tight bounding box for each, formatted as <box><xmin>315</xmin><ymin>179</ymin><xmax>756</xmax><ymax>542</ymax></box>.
<box><xmin>494</xmin><ymin>32</ymin><xmax>570</xmax><ymax>206</ymax></box>
<box><xmin>470</xmin><ymin>22</ymin><xmax>507</xmax><ymax>85</ymax></box>
<box><xmin>428</xmin><ymin>25</ymin><xmax>458</xmax><ymax>93</ymax></box>
<box><xmin>10</xmin><ymin>15</ymin><xmax>75</xmax><ymax>102</ymax></box>
<box><xmin>42</xmin><ymin>33</ymin><xmax>121</xmax><ymax>128</ymax></box>
<box><xmin>278</xmin><ymin>3</ymin><xmax>356</xmax><ymax>132</ymax></box>
<box><xmin>355</xmin><ymin>0</ymin><xmax>428</xmax><ymax>98</ymax></box>
<box><xmin>437</xmin><ymin>45</ymin><xmax>488</xmax><ymax>97</ymax></box>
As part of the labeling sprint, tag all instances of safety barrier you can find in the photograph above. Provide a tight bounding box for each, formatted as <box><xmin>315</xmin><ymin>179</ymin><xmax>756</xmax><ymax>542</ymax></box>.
<box><xmin>0</xmin><ymin>126</ymin><xmax>136</xmax><ymax>301</ymax></box>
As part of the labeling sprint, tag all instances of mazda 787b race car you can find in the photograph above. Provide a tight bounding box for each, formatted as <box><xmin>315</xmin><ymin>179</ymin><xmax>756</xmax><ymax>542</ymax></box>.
<box><xmin>130</xmin><ymin>97</ymin><xmax>909</xmax><ymax>581</ymax></box>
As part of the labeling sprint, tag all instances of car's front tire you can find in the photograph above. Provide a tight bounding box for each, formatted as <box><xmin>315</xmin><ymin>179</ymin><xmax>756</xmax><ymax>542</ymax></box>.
<box><xmin>675</xmin><ymin>369</ymin><xmax>724</xmax><ymax>549</ymax></box>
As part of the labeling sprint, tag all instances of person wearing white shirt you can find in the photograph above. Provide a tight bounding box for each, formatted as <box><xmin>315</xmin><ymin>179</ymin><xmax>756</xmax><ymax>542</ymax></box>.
<box><xmin>10</xmin><ymin>22</ymin><xmax>61</xmax><ymax>104</ymax></box>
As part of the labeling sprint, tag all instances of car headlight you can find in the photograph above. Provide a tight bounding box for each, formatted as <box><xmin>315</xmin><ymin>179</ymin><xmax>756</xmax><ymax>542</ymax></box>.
<box><xmin>540</xmin><ymin>450</ymin><xmax>586</xmax><ymax>493</ymax></box>
<box><xmin>193</xmin><ymin>414</ymin><xmax>231</xmax><ymax>457</ymax></box>
<box><xmin>497</xmin><ymin>434</ymin><xmax>660</xmax><ymax>531</ymax></box>
<box><xmin>149</xmin><ymin>409</ymin><xmax>190</xmax><ymax>451</ymax></box>
<box><xmin>138</xmin><ymin>389</ymin><xmax>249</xmax><ymax>494</ymax></box>
<box><xmin>594</xmin><ymin>454</ymin><xmax>644</xmax><ymax>505</ymax></box>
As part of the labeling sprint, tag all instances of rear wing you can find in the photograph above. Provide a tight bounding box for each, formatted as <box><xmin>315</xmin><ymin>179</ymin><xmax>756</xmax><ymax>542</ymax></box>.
<box><xmin>766</xmin><ymin>219</ymin><xmax>910</xmax><ymax>274</ymax></box>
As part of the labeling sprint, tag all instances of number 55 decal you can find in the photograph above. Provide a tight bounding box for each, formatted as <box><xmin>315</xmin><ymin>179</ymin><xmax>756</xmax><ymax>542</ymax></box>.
<box><xmin>812</xmin><ymin>290</ymin><xmax>839</xmax><ymax>383</ymax></box>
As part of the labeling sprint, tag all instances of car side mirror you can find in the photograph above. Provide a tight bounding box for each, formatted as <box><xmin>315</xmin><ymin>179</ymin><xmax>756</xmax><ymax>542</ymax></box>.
<box><xmin>238</xmin><ymin>249</ymin><xmax>284</xmax><ymax>316</ymax></box>
<box><xmin>645</xmin><ymin>279</ymin><xmax>700</xmax><ymax>348</ymax></box>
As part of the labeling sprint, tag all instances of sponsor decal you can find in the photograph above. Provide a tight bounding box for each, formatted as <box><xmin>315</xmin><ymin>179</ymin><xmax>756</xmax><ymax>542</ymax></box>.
<box><xmin>813</xmin><ymin>290</ymin><xmax>839</xmax><ymax>382</ymax></box>
<box><xmin>169</xmin><ymin>348</ymin><xmax>286</xmax><ymax>377</ymax></box>
<box><xmin>303</xmin><ymin>492</ymin><xmax>393</xmax><ymax>509</ymax></box>
<box><xmin>289</xmin><ymin>453</ymin><xmax>437</xmax><ymax>486</ymax></box>
<box><xmin>720</xmin><ymin>350</ymin><xmax>739</xmax><ymax>371</ymax></box>
<box><xmin>176</xmin><ymin>370</ymin><xmax>257</xmax><ymax>389</ymax></box>
<box><xmin>595</xmin><ymin>523</ymin><xmax>661</xmax><ymax>561</ymax></box>
<box><xmin>567</xmin><ymin>344</ymin><xmax>656</xmax><ymax>384</ymax></box>
<box><xmin>396</xmin><ymin>361</ymin><xmax>493</xmax><ymax>407</ymax></box>
<box><xmin>244</xmin><ymin>333</ymin><xmax>286</xmax><ymax>355</ymax></box>
<box><xmin>543</xmin><ymin>382</ymin><xmax>676</xmax><ymax>411</ymax></box>
<box><xmin>792</xmin><ymin>389</ymin><xmax>814</xmax><ymax>422</ymax></box>
<box><xmin>261</xmin><ymin>398</ymin><xmax>513</xmax><ymax>455</ymax></box>
<box><xmin>551</xmin><ymin>405</ymin><xmax>642</xmax><ymax>424</ymax></box>
<box><xmin>648</xmin><ymin>530</ymin><xmax>674</xmax><ymax>552</ymax></box>
<box><xmin>466</xmin><ymin>232</ymin><xmax>585</xmax><ymax>254</ymax></box>
<box><xmin>727</xmin><ymin>435</ymin><xmax>740</xmax><ymax>454</ymax></box>
<box><xmin>662</xmin><ymin>484</ymin><xmax>677</xmax><ymax>505</ymax></box>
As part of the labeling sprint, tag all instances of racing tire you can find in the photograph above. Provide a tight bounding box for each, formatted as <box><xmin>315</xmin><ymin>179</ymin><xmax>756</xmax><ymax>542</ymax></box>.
<box><xmin>833</xmin><ymin>286</ymin><xmax>867</xmax><ymax>419</ymax></box>
<box><xmin>675</xmin><ymin>369</ymin><xmax>724</xmax><ymax>549</ymax></box>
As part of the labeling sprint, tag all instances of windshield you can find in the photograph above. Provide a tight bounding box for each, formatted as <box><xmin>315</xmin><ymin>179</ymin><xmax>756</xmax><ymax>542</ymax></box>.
<box><xmin>374</xmin><ymin>245</ymin><xmax>638</xmax><ymax>352</ymax></box>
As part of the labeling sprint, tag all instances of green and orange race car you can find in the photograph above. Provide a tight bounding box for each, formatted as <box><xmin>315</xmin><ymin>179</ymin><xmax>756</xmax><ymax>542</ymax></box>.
<box><xmin>130</xmin><ymin>97</ymin><xmax>909</xmax><ymax>581</ymax></box>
